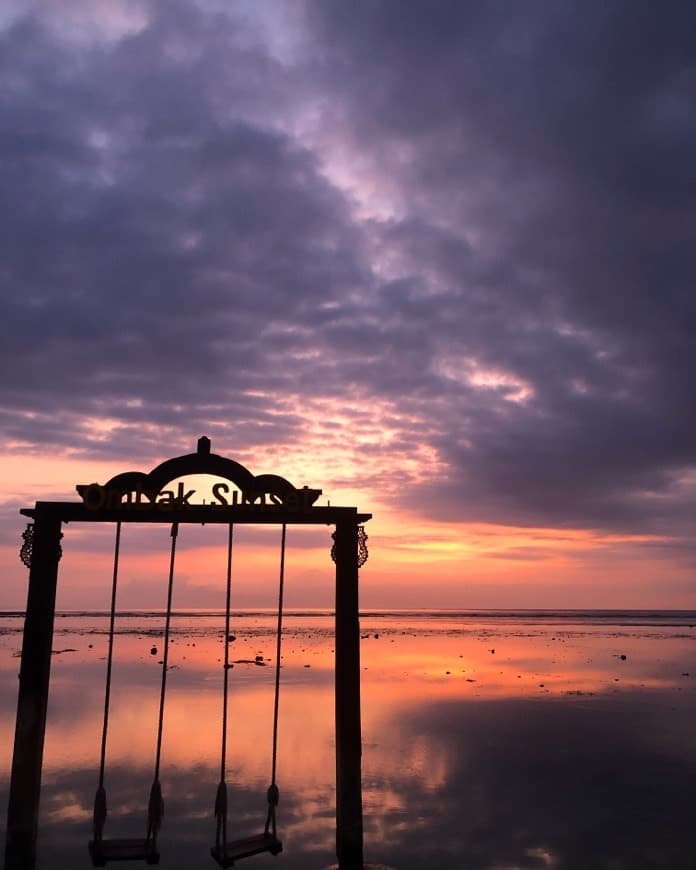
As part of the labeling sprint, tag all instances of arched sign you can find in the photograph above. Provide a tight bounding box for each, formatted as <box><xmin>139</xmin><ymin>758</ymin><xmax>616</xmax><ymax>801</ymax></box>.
<box><xmin>76</xmin><ymin>436</ymin><xmax>322</xmax><ymax>513</ymax></box>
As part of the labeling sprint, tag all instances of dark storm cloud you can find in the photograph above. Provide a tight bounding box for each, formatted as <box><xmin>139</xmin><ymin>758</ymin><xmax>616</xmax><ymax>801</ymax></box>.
<box><xmin>2</xmin><ymin>1</ymin><xmax>695</xmax><ymax>538</ymax></box>
<box><xmin>0</xmin><ymin>3</ymin><xmax>372</xmax><ymax>460</ymax></box>
<box><xmin>303</xmin><ymin>0</ymin><xmax>696</xmax><ymax>533</ymax></box>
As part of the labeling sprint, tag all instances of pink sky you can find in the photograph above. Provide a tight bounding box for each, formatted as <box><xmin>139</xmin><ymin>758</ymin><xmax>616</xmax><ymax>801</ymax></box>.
<box><xmin>2</xmin><ymin>438</ymin><xmax>693</xmax><ymax>611</ymax></box>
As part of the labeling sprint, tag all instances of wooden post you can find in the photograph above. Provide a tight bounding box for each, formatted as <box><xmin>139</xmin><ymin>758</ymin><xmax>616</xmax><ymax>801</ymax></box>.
<box><xmin>334</xmin><ymin>519</ymin><xmax>364</xmax><ymax>869</ymax></box>
<box><xmin>4</xmin><ymin>513</ymin><xmax>62</xmax><ymax>870</ymax></box>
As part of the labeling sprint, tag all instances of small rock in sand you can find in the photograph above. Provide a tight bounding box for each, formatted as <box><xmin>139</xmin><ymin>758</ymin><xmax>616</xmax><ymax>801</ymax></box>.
<box><xmin>150</xmin><ymin>646</ymin><xmax>157</xmax><ymax>655</ymax></box>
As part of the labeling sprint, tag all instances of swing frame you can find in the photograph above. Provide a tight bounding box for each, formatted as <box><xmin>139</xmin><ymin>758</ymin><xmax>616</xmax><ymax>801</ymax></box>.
<box><xmin>5</xmin><ymin>438</ymin><xmax>371</xmax><ymax>870</ymax></box>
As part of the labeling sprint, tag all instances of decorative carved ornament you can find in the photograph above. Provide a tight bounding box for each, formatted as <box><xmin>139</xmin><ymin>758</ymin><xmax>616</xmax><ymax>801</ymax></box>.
<box><xmin>19</xmin><ymin>523</ymin><xmax>62</xmax><ymax>568</ymax></box>
<box><xmin>331</xmin><ymin>525</ymin><xmax>369</xmax><ymax>567</ymax></box>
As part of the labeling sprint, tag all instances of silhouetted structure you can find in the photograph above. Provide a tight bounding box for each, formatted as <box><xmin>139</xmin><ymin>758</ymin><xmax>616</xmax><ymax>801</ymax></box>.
<box><xmin>4</xmin><ymin>437</ymin><xmax>372</xmax><ymax>870</ymax></box>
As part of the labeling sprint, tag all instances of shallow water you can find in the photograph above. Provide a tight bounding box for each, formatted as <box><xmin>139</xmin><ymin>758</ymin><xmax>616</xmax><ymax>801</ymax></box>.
<box><xmin>1</xmin><ymin>610</ymin><xmax>695</xmax><ymax>869</ymax></box>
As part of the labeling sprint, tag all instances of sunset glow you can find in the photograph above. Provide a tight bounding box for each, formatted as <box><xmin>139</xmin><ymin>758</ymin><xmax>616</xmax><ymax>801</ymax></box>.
<box><xmin>1</xmin><ymin>1</ymin><xmax>695</xmax><ymax>612</ymax></box>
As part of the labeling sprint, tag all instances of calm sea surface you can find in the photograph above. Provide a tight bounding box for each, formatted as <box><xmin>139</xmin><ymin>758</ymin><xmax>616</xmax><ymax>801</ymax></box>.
<box><xmin>1</xmin><ymin>610</ymin><xmax>695</xmax><ymax>869</ymax></box>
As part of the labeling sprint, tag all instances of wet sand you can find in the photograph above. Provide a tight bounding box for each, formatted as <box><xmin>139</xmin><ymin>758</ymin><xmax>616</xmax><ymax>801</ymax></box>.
<box><xmin>1</xmin><ymin>610</ymin><xmax>695</xmax><ymax>869</ymax></box>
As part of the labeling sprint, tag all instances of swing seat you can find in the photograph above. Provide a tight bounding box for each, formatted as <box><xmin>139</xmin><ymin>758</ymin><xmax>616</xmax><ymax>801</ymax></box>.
<box><xmin>210</xmin><ymin>832</ymin><xmax>283</xmax><ymax>867</ymax></box>
<box><xmin>88</xmin><ymin>838</ymin><xmax>160</xmax><ymax>866</ymax></box>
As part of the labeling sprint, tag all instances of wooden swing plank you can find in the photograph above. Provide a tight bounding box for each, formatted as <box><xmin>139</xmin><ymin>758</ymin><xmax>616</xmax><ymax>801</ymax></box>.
<box><xmin>88</xmin><ymin>838</ymin><xmax>159</xmax><ymax>866</ymax></box>
<box><xmin>210</xmin><ymin>833</ymin><xmax>282</xmax><ymax>867</ymax></box>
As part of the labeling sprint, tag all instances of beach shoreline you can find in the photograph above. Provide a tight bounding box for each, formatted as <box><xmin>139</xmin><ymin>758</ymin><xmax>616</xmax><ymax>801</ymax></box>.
<box><xmin>1</xmin><ymin>610</ymin><xmax>694</xmax><ymax>869</ymax></box>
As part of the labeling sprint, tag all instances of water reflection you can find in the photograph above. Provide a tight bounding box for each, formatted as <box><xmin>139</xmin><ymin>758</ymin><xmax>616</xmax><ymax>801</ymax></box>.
<box><xmin>368</xmin><ymin>694</ymin><xmax>696</xmax><ymax>869</ymax></box>
<box><xmin>1</xmin><ymin>612</ymin><xmax>695</xmax><ymax>868</ymax></box>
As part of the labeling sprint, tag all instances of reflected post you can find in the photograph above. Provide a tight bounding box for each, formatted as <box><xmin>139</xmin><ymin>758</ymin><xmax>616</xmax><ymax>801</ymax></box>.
<box><xmin>334</xmin><ymin>519</ymin><xmax>364</xmax><ymax>869</ymax></box>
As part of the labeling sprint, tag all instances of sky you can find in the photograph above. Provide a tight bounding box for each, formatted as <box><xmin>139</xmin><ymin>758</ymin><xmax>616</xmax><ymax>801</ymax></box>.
<box><xmin>1</xmin><ymin>0</ymin><xmax>695</xmax><ymax>610</ymax></box>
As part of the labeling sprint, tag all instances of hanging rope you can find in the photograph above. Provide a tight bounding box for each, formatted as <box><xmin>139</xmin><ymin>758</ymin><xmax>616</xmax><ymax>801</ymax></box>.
<box><xmin>213</xmin><ymin>521</ymin><xmax>286</xmax><ymax>860</ymax></box>
<box><xmin>147</xmin><ymin>521</ymin><xmax>179</xmax><ymax>845</ymax></box>
<box><xmin>92</xmin><ymin>521</ymin><xmax>122</xmax><ymax>844</ymax></box>
<box><xmin>264</xmin><ymin>523</ymin><xmax>286</xmax><ymax>840</ymax></box>
<box><xmin>214</xmin><ymin>522</ymin><xmax>234</xmax><ymax>853</ymax></box>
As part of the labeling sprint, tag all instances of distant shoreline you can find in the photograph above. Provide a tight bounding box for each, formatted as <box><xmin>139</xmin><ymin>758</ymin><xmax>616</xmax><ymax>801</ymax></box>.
<box><xmin>2</xmin><ymin>607</ymin><xmax>696</xmax><ymax>625</ymax></box>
